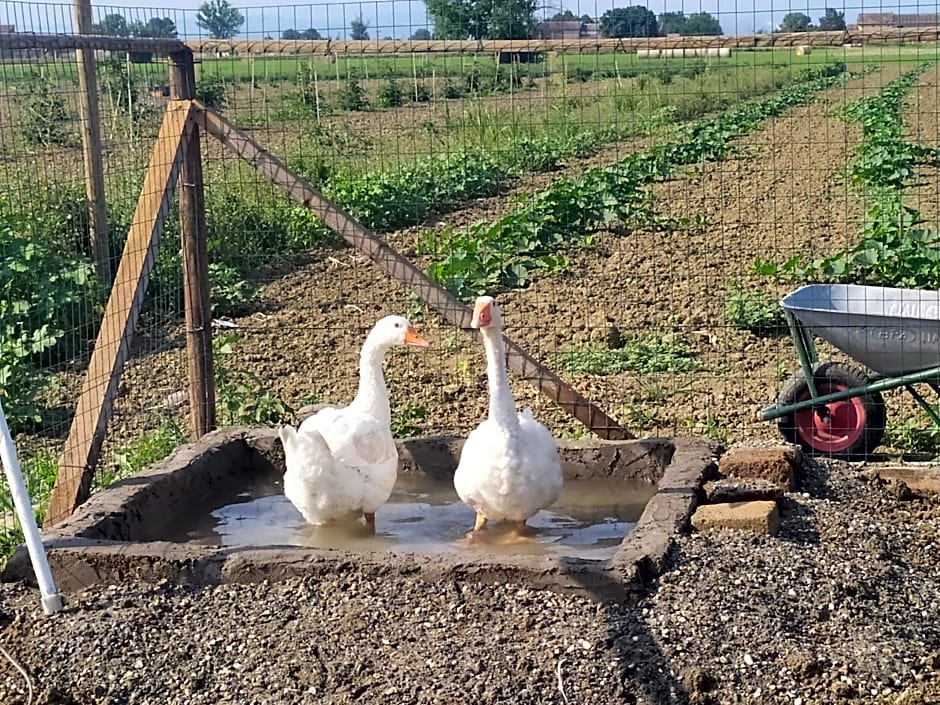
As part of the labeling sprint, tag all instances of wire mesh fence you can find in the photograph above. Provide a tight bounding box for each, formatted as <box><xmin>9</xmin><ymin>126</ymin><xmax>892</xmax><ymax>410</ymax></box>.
<box><xmin>1</xmin><ymin>0</ymin><xmax>940</xmax><ymax>555</ymax></box>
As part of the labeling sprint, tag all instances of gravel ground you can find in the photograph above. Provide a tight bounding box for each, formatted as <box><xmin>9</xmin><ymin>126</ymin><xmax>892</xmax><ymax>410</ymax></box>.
<box><xmin>1</xmin><ymin>456</ymin><xmax>939</xmax><ymax>705</ymax></box>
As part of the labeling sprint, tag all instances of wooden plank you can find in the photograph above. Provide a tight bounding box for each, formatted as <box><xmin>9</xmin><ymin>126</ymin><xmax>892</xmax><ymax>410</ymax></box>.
<box><xmin>170</xmin><ymin>51</ymin><xmax>216</xmax><ymax>440</ymax></box>
<box><xmin>44</xmin><ymin>101</ymin><xmax>195</xmax><ymax>528</ymax></box>
<box><xmin>192</xmin><ymin>103</ymin><xmax>632</xmax><ymax>441</ymax></box>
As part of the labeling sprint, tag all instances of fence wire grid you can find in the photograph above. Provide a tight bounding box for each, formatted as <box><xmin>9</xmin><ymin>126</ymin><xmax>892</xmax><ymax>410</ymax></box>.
<box><xmin>1</xmin><ymin>0</ymin><xmax>940</xmax><ymax>550</ymax></box>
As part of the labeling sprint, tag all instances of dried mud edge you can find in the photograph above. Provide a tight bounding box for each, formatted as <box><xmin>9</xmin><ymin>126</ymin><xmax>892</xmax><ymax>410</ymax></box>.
<box><xmin>2</xmin><ymin>428</ymin><xmax>719</xmax><ymax>603</ymax></box>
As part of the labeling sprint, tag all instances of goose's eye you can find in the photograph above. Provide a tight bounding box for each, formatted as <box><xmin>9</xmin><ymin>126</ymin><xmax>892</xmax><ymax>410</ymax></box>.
<box><xmin>394</xmin><ymin>322</ymin><xmax>402</xmax><ymax>328</ymax></box>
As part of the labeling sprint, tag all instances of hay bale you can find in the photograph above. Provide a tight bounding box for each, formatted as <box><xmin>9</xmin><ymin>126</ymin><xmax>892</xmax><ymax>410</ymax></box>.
<box><xmin>796</xmin><ymin>45</ymin><xmax>812</xmax><ymax>55</ymax></box>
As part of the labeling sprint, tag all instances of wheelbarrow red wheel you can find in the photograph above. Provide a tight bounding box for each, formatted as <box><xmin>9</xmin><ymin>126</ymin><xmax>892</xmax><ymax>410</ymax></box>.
<box><xmin>777</xmin><ymin>361</ymin><xmax>886</xmax><ymax>461</ymax></box>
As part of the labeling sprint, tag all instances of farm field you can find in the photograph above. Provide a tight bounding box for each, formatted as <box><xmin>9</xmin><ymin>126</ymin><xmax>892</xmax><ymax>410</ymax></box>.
<box><xmin>3</xmin><ymin>46</ymin><xmax>940</xmax><ymax>533</ymax></box>
<box><xmin>3</xmin><ymin>42</ymin><xmax>940</xmax><ymax>705</ymax></box>
<box><xmin>36</xmin><ymin>58</ymin><xmax>929</xmax><ymax>461</ymax></box>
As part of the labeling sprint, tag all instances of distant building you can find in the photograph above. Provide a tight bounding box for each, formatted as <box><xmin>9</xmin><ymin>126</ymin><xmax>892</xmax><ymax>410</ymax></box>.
<box><xmin>856</xmin><ymin>13</ymin><xmax>940</xmax><ymax>30</ymax></box>
<box><xmin>582</xmin><ymin>22</ymin><xmax>600</xmax><ymax>38</ymax></box>
<box><xmin>536</xmin><ymin>20</ymin><xmax>585</xmax><ymax>40</ymax></box>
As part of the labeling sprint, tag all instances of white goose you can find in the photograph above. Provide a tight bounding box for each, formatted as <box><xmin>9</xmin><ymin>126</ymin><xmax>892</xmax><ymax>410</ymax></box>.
<box><xmin>453</xmin><ymin>296</ymin><xmax>564</xmax><ymax>539</ymax></box>
<box><xmin>278</xmin><ymin>315</ymin><xmax>428</xmax><ymax>533</ymax></box>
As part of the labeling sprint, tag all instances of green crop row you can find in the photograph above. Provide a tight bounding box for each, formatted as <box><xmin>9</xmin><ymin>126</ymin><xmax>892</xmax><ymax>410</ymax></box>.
<box><xmin>758</xmin><ymin>63</ymin><xmax>940</xmax><ymax>291</ymax></box>
<box><xmin>419</xmin><ymin>62</ymin><xmax>854</xmax><ymax>300</ymax></box>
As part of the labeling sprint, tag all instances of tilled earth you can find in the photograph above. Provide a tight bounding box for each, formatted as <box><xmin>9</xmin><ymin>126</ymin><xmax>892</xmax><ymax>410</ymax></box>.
<box><xmin>1</xmin><ymin>456</ymin><xmax>939</xmax><ymax>704</ymax></box>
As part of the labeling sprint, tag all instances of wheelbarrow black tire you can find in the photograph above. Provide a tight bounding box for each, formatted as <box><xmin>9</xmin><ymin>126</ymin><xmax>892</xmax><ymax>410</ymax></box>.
<box><xmin>777</xmin><ymin>361</ymin><xmax>886</xmax><ymax>461</ymax></box>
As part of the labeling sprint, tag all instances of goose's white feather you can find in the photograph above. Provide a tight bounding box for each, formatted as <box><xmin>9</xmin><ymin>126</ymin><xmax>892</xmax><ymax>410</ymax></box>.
<box><xmin>278</xmin><ymin>315</ymin><xmax>425</xmax><ymax>525</ymax></box>
<box><xmin>454</xmin><ymin>297</ymin><xmax>563</xmax><ymax>523</ymax></box>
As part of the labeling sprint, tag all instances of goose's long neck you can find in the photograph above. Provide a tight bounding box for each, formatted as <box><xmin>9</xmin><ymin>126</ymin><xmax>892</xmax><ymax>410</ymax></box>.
<box><xmin>351</xmin><ymin>337</ymin><xmax>390</xmax><ymax>425</ymax></box>
<box><xmin>481</xmin><ymin>326</ymin><xmax>517</xmax><ymax>429</ymax></box>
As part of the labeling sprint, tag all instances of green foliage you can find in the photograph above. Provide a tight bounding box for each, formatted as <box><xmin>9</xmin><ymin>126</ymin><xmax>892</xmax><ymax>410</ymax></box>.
<box><xmin>104</xmin><ymin>418</ymin><xmax>187</xmax><ymax>486</ymax></box>
<box><xmin>377</xmin><ymin>78</ymin><xmax>405</xmax><ymax>107</ymax></box>
<box><xmin>422</xmin><ymin>62</ymin><xmax>850</xmax><ymax>299</ymax></box>
<box><xmin>779</xmin><ymin>12</ymin><xmax>812</xmax><ymax>32</ymax></box>
<box><xmin>803</xmin><ymin>196</ymin><xmax>940</xmax><ymax>289</ymax></box>
<box><xmin>600</xmin><ymin>6</ymin><xmax>659</xmax><ymax>38</ymax></box>
<box><xmin>0</xmin><ymin>451</ymin><xmax>58</xmax><ymax>565</ymax></box>
<box><xmin>412</xmin><ymin>82</ymin><xmax>432</xmax><ymax>102</ymax></box>
<box><xmin>0</xmin><ymin>203</ymin><xmax>102</xmax><ymax>428</ymax></box>
<box><xmin>557</xmin><ymin>333</ymin><xmax>699</xmax><ymax>375</ymax></box>
<box><xmin>817</xmin><ymin>8</ymin><xmax>846</xmax><ymax>31</ymax></box>
<box><xmin>196</xmin><ymin>0</ymin><xmax>245</xmax><ymax>39</ymax></box>
<box><xmin>325</xmin><ymin>150</ymin><xmax>506</xmax><ymax>230</ymax></box>
<box><xmin>196</xmin><ymin>73</ymin><xmax>228</xmax><ymax>111</ymax></box>
<box><xmin>214</xmin><ymin>335</ymin><xmax>294</xmax><ymax>426</ymax></box>
<box><xmin>425</xmin><ymin>0</ymin><xmax>537</xmax><ymax>40</ymax></box>
<box><xmin>99</xmin><ymin>56</ymin><xmax>143</xmax><ymax>116</ymax></box>
<box><xmin>883</xmin><ymin>417</ymin><xmax>940</xmax><ymax>455</ymax></box>
<box><xmin>658</xmin><ymin>11</ymin><xmax>723</xmax><ymax>36</ymax></box>
<box><xmin>725</xmin><ymin>284</ymin><xmax>786</xmax><ymax>334</ymax></box>
<box><xmin>777</xmin><ymin>64</ymin><xmax>940</xmax><ymax>290</ymax></box>
<box><xmin>391</xmin><ymin>404</ymin><xmax>428</xmax><ymax>438</ymax></box>
<box><xmin>21</xmin><ymin>72</ymin><xmax>72</xmax><ymax>147</ymax></box>
<box><xmin>209</xmin><ymin>262</ymin><xmax>259</xmax><ymax>317</ymax></box>
<box><xmin>350</xmin><ymin>15</ymin><xmax>370</xmax><ymax>40</ymax></box>
<box><xmin>839</xmin><ymin>65</ymin><xmax>937</xmax><ymax>189</ymax></box>
<box><xmin>335</xmin><ymin>78</ymin><xmax>369</xmax><ymax>111</ymax></box>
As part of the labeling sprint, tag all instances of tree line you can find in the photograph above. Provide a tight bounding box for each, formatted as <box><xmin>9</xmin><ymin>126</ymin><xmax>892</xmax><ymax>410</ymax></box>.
<box><xmin>777</xmin><ymin>8</ymin><xmax>846</xmax><ymax>33</ymax></box>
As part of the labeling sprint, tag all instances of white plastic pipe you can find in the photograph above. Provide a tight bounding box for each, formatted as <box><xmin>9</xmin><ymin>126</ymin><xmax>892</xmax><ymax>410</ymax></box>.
<box><xmin>0</xmin><ymin>400</ymin><xmax>63</xmax><ymax>614</ymax></box>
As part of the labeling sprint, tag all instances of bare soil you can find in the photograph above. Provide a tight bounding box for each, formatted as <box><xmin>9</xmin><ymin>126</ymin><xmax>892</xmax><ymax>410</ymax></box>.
<box><xmin>2</xmin><ymin>454</ymin><xmax>939</xmax><ymax>704</ymax></box>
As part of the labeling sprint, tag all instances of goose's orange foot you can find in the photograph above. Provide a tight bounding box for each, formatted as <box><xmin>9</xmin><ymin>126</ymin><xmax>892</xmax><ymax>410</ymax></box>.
<box><xmin>363</xmin><ymin>512</ymin><xmax>376</xmax><ymax>535</ymax></box>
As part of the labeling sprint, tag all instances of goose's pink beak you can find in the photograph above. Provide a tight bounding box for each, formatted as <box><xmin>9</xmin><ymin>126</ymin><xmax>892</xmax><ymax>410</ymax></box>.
<box><xmin>471</xmin><ymin>300</ymin><xmax>492</xmax><ymax>328</ymax></box>
<box><xmin>404</xmin><ymin>325</ymin><xmax>429</xmax><ymax>348</ymax></box>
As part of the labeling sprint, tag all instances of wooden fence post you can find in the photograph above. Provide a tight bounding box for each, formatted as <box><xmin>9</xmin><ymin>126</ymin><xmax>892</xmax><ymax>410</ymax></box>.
<box><xmin>72</xmin><ymin>0</ymin><xmax>111</xmax><ymax>285</ymax></box>
<box><xmin>169</xmin><ymin>50</ymin><xmax>216</xmax><ymax>440</ymax></box>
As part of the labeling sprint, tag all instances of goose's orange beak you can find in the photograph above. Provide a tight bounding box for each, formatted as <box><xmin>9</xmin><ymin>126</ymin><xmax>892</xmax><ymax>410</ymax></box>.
<box><xmin>404</xmin><ymin>325</ymin><xmax>429</xmax><ymax>348</ymax></box>
<box><xmin>471</xmin><ymin>300</ymin><xmax>492</xmax><ymax>328</ymax></box>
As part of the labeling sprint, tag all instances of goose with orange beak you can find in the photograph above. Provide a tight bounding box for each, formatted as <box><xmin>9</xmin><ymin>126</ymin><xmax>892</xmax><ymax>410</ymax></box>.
<box><xmin>453</xmin><ymin>296</ymin><xmax>564</xmax><ymax>541</ymax></box>
<box><xmin>279</xmin><ymin>315</ymin><xmax>428</xmax><ymax>533</ymax></box>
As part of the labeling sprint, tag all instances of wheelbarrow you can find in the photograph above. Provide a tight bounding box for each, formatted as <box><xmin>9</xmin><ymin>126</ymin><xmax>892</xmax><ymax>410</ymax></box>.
<box><xmin>759</xmin><ymin>283</ymin><xmax>940</xmax><ymax>460</ymax></box>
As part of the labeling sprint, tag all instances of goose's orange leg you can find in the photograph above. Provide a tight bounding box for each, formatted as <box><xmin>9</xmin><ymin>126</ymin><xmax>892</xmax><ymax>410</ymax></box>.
<box><xmin>364</xmin><ymin>512</ymin><xmax>376</xmax><ymax>535</ymax></box>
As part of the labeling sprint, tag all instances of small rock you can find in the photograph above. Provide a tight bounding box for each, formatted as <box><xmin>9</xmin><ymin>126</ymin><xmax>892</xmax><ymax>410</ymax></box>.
<box><xmin>718</xmin><ymin>445</ymin><xmax>801</xmax><ymax>490</ymax></box>
<box><xmin>691</xmin><ymin>500</ymin><xmax>781</xmax><ymax>536</ymax></box>
<box><xmin>703</xmin><ymin>477</ymin><xmax>786</xmax><ymax>504</ymax></box>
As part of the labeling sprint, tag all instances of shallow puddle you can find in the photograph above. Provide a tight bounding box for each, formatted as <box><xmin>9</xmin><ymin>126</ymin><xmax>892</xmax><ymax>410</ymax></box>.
<box><xmin>169</xmin><ymin>474</ymin><xmax>658</xmax><ymax>561</ymax></box>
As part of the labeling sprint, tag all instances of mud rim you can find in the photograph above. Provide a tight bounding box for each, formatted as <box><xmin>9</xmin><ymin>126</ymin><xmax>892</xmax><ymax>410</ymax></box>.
<box><xmin>793</xmin><ymin>381</ymin><xmax>867</xmax><ymax>454</ymax></box>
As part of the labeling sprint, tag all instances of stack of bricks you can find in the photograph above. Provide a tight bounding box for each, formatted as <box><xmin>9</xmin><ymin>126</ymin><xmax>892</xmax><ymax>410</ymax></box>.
<box><xmin>690</xmin><ymin>445</ymin><xmax>803</xmax><ymax>537</ymax></box>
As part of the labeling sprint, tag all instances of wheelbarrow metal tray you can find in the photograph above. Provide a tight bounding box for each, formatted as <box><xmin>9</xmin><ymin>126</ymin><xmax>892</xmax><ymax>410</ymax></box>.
<box><xmin>781</xmin><ymin>284</ymin><xmax>940</xmax><ymax>377</ymax></box>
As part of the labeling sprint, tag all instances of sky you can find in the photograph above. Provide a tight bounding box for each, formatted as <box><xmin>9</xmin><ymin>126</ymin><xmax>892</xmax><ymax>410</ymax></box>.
<box><xmin>1</xmin><ymin>0</ymin><xmax>936</xmax><ymax>39</ymax></box>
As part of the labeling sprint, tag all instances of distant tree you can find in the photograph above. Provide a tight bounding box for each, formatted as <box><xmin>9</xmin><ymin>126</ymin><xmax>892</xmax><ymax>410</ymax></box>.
<box><xmin>779</xmin><ymin>12</ymin><xmax>812</xmax><ymax>32</ymax></box>
<box><xmin>549</xmin><ymin>9</ymin><xmax>577</xmax><ymax>21</ymax></box>
<box><xmin>350</xmin><ymin>15</ymin><xmax>370</xmax><ymax>40</ymax></box>
<box><xmin>127</xmin><ymin>17</ymin><xmax>178</xmax><ymax>62</ymax></box>
<box><xmin>817</xmin><ymin>7</ymin><xmax>846</xmax><ymax>30</ymax></box>
<box><xmin>658</xmin><ymin>11</ymin><xmax>687</xmax><ymax>34</ymax></box>
<box><xmin>580</xmin><ymin>14</ymin><xmax>592</xmax><ymax>24</ymax></box>
<box><xmin>196</xmin><ymin>0</ymin><xmax>245</xmax><ymax>39</ymax></box>
<box><xmin>92</xmin><ymin>13</ymin><xmax>130</xmax><ymax>36</ymax></box>
<box><xmin>424</xmin><ymin>0</ymin><xmax>537</xmax><ymax>39</ymax></box>
<box><xmin>600</xmin><ymin>6</ymin><xmax>658</xmax><ymax>38</ymax></box>
<box><xmin>282</xmin><ymin>28</ymin><xmax>302</xmax><ymax>39</ymax></box>
<box><xmin>300</xmin><ymin>28</ymin><xmax>321</xmax><ymax>39</ymax></box>
<box><xmin>684</xmin><ymin>12</ymin><xmax>722</xmax><ymax>35</ymax></box>
<box><xmin>410</xmin><ymin>28</ymin><xmax>432</xmax><ymax>40</ymax></box>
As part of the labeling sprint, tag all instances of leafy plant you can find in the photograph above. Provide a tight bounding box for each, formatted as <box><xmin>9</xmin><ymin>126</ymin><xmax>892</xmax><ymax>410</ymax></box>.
<box><xmin>209</xmin><ymin>261</ymin><xmax>259</xmax><ymax>317</ymax></box>
<box><xmin>0</xmin><ymin>203</ymin><xmax>102</xmax><ymax>428</ymax></box>
<box><xmin>196</xmin><ymin>72</ymin><xmax>228</xmax><ymax>111</ymax></box>
<box><xmin>103</xmin><ymin>418</ymin><xmax>188</xmax><ymax>487</ymax></box>
<box><xmin>0</xmin><ymin>451</ymin><xmax>58</xmax><ymax>566</ymax></box>
<box><xmin>391</xmin><ymin>403</ymin><xmax>428</xmax><ymax>438</ymax></box>
<box><xmin>377</xmin><ymin>78</ymin><xmax>405</xmax><ymax>108</ymax></box>
<box><xmin>335</xmin><ymin>78</ymin><xmax>369</xmax><ymax>112</ymax></box>
<box><xmin>557</xmin><ymin>332</ymin><xmax>699</xmax><ymax>375</ymax></box>
<box><xmin>882</xmin><ymin>417</ymin><xmax>940</xmax><ymax>456</ymax></box>
<box><xmin>725</xmin><ymin>284</ymin><xmax>786</xmax><ymax>335</ymax></box>
<box><xmin>214</xmin><ymin>334</ymin><xmax>294</xmax><ymax>426</ymax></box>
<box><xmin>21</xmin><ymin>72</ymin><xmax>72</xmax><ymax>147</ymax></box>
